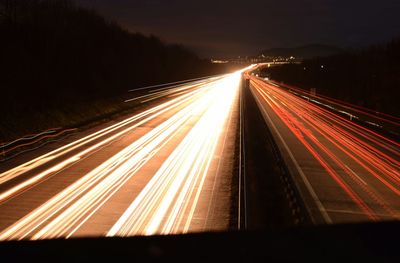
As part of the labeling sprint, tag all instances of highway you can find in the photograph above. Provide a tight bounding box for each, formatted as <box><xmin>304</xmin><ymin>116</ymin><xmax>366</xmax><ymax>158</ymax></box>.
<box><xmin>247</xmin><ymin>75</ymin><xmax>400</xmax><ymax>224</ymax></box>
<box><xmin>0</xmin><ymin>69</ymin><xmax>249</xmax><ymax>240</ymax></box>
<box><xmin>0</xmin><ymin>64</ymin><xmax>399</xmax><ymax>241</ymax></box>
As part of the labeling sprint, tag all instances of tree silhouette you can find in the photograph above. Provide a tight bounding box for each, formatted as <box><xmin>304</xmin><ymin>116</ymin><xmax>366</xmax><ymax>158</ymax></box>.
<box><xmin>0</xmin><ymin>0</ymin><xmax>231</xmax><ymax>141</ymax></box>
<box><xmin>261</xmin><ymin>37</ymin><xmax>400</xmax><ymax>116</ymax></box>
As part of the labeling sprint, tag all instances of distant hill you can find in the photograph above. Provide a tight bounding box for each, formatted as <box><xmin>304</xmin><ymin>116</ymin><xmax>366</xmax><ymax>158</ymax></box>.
<box><xmin>0</xmin><ymin>0</ymin><xmax>232</xmax><ymax>141</ymax></box>
<box><xmin>0</xmin><ymin>0</ymin><xmax>233</xmax><ymax>108</ymax></box>
<box><xmin>260</xmin><ymin>37</ymin><xmax>400</xmax><ymax>116</ymax></box>
<box><xmin>259</xmin><ymin>44</ymin><xmax>344</xmax><ymax>59</ymax></box>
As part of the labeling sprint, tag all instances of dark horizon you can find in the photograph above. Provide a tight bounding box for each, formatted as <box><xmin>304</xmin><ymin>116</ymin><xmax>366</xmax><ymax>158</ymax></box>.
<box><xmin>75</xmin><ymin>0</ymin><xmax>400</xmax><ymax>58</ymax></box>
<box><xmin>0</xmin><ymin>2</ymin><xmax>399</xmax><ymax>260</ymax></box>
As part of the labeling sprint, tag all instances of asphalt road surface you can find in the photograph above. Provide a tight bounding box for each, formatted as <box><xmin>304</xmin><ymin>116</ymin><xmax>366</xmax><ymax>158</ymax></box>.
<box><xmin>247</xmin><ymin>75</ymin><xmax>400</xmax><ymax>224</ymax></box>
<box><xmin>0</xmin><ymin>70</ymin><xmax>248</xmax><ymax>240</ymax></box>
<box><xmin>1</xmin><ymin>64</ymin><xmax>398</xmax><ymax>242</ymax></box>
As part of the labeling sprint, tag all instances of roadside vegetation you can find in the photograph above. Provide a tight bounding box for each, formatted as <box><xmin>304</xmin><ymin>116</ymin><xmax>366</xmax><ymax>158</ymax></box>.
<box><xmin>260</xmin><ymin>38</ymin><xmax>400</xmax><ymax>117</ymax></box>
<box><xmin>0</xmin><ymin>0</ymin><xmax>236</xmax><ymax>141</ymax></box>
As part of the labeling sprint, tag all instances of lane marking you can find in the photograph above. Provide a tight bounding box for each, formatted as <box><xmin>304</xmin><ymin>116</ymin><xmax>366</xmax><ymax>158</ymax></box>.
<box><xmin>344</xmin><ymin>165</ymin><xmax>368</xmax><ymax>185</ymax></box>
<box><xmin>250</xmin><ymin>85</ymin><xmax>333</xmax><ymax>224</ymax></box>
<box><xmin>326</xmin><ymin>209</ymin><xmax>391</xmax><ymax>218</ymax></box>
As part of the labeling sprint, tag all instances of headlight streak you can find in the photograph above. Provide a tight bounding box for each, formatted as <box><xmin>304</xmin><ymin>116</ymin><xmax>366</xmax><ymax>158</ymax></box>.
<box><xmin>125</xmin><ymin>82</ymin><xmax>201</xmax><ymax>103</ymax></box>
<box><xmin>31</xmin><ymin>94</ymin><xmax>210</xmax><ymax>240</ymax></box>
<box><xmin>1</xmin><ymin>82</ymin><xmax>214</xmax><ymax>183</ymax></box>
<box><xmin>0</xmin><ymin>84</ymin><xmax>213</xmax><ymax>240</ymax></box>
<box><xmin>0</xmin><ymin>84</ymin><xmax>214</xmax><ymax>202</ymax></box>
<box><xmin>107</xmin><ymin>73</ymin><xmax>241</xmax><ymax>237</ymax></box>
<box><xmin>127</xmin><ymin>74</ymin><xmax>223</xmax><ymax>92</ymax></box>
<box><xmin>0</xmin><ymin>72</ymin><xmax>242</xmax><ymax>240</ymax></box>
<box><xmin>124</xmin><ymin>76</ymin><xmax>224</xmax><ymax>104</ymax></box>
<box><xmin>250</xmin><ymin>77</ymin><xmax>400</xmax><ymax>220</ymax></box>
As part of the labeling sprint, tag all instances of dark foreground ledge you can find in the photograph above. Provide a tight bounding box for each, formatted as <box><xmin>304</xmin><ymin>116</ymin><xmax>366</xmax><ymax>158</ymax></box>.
<box><xmin>1</xmin><ymin>221</ymin><xmax>399</xmax><ymax>262</ymax></box>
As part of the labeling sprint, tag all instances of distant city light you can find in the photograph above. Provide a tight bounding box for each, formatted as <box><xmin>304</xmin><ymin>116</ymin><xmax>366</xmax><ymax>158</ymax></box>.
<box><xmin>211</xmin><ymin>59</ymin><xmax>228</xmax><ymax>64</ymax></box>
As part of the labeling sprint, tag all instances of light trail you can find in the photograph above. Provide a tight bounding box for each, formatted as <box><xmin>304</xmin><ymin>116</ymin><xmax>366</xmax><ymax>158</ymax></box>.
<box><xmin>0</xmin><ymin>70</ymin><xmax>245</xmax><ymax>240</ymax></box>
<box><xmin>249</xmin><ymin>76</ymin><xmax>400</xmax><ymax>221</ymax></box>
<box><xmin>107</xmin><ymin>73</ymin><xmax>241</xmax><ymax>236</ymax></box>
<box><xmin>0</xmin><ymin>80</ymin><xmax>217</xmax><ymax>202</ymax></box>
<box><xmin>124</xmin><ymin>76</ymin><xmax>223</xmax><ymax>103</ymax></box>
<box><xmin>271</xmin><ymin>80</ymin><xmax>400</xmax><ymax>126</ymax></box>
<box><xmin>127</xmin><ymin>74</ymin><xmax>223</xmax><ymax>92</ymax></box>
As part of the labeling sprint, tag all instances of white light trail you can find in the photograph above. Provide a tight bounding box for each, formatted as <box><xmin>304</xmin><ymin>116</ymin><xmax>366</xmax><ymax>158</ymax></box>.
<box><xmin>108</xmin><ymin>72</ymin><xmax>241</xmax><ymax>236</ymax></box>
<box><xmin>0</xmin><ymin>70</ymin><xmax>243</xmax><ymax>240</ymax></box>
<box><xmin>0</xmin><ymin>82</ymin><xmax>214</xmax><ymax>202</ymax></box>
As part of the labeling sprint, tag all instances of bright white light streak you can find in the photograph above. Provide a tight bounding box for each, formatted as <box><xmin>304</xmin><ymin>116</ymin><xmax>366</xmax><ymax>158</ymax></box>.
<box><xmin>0</xmin><ymin>81</ymin><xmax>216</xmax><ymax>186</ymax></box>
<box><xmin>124</xmin><ymin>77</ymin><xmax>222</xmax><ymax>103</ymax></box>
<box><xmin>0</xmin><ymin>84</ymin><xmax>214</xmax><ymax>202</ymax></box>
<box><xmin>108</xmin><ymin>72</ymin><xmax>241</xmax><ymax>236</ymax></box>
<box><xmin>0</xmin><ymin>71</ymin><xmax>244</xmax><ymax>240</ymax></box>
<box><xmin>32</xmin><ymin>98</ymin><xmax>208</xmax><ymax>240</ymax></box>
<box><xmin>0</xmin><ymin>76</ymin><xmax>221</xmax><ymax>240</ymax></box>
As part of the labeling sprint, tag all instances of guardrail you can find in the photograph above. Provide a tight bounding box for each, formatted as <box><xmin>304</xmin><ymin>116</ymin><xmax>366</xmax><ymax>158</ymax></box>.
<box><xmin>1</xmin><ymin>128</ymin><xmax>77</xmax><ymax>162</ymax></box>
<box><xmin>257</xmin><ymin>77</ymin><xmax>400</xmax><ymax>140</ymax></box>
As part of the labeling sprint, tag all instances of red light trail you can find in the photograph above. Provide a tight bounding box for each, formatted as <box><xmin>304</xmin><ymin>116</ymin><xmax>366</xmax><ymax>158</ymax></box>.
<box><xmin>249</xmin><ymin>76</ymin><xmax>400</xmax><ymax>222</ymax></box>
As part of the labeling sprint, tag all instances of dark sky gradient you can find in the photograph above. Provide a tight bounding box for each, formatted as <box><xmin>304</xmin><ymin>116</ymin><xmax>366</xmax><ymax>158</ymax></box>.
<box><xmin>76</xmin><ymin>0</ymin><xmax>400</xmax><ymax>58</ymax></box>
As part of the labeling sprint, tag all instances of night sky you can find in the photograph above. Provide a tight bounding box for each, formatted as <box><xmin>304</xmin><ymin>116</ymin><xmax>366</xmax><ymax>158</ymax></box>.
<box><xmin>76</xmin><ymin>0</ymin><xmax>400</xmax><ymax>58</ymax></box>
